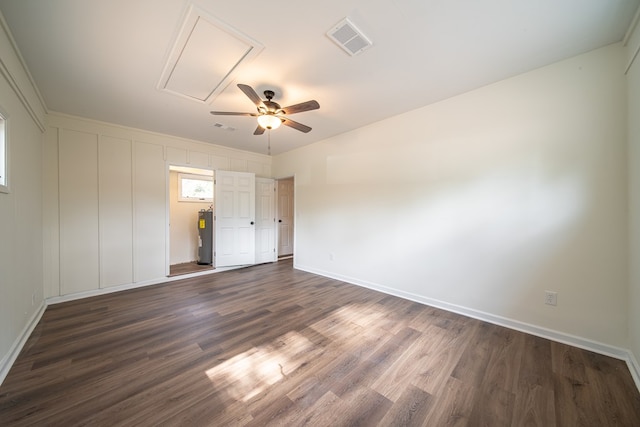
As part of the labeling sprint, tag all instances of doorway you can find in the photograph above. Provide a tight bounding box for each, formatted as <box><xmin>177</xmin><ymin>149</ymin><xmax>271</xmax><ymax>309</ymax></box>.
<box><xmin>167</xmin><ymin>168</ymin><xmax>281</xmax><ymax>276</ymax></box>
<box><xmin>277</xmin><ymin>177</ymin><xmax>294</xmax><ymax>259</ymax></box>
<box><xmin>168</xmin><ymin>165</ymin><xmax>214</xmax><ymax>276</ymax></box>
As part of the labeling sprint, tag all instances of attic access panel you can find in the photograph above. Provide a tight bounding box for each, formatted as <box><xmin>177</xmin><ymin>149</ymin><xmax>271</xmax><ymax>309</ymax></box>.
<box><xmin>158</xmin><ymin>5</ymin><xmax>263</xmax><ymax>103</ymax></box>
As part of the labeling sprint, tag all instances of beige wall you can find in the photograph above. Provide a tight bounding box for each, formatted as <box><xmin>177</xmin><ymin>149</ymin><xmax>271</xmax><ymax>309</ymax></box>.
<box><xmin>627</xmin><ymin>16</ymin><xmax>640</xmax><ymax>381</ymax></box>
<box><xmin>275</xmin><ymin>44</ymin><xmax>629</xmax><ymax>349</ymax></box>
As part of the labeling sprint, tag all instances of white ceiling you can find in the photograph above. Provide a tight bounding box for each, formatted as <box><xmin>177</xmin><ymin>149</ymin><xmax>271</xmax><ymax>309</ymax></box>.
<box><xmin>0</xmin><ymin>0</ymin><xmax>638</xmax><ymax>155</ymax></box>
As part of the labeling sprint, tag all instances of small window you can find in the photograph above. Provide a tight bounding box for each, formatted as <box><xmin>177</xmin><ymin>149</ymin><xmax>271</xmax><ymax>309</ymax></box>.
<box><xmin>0</xmin><ymin>112</ymin><xmax>7</xmax><ymax>194</ymax></box>
<box><xmin>178</xmin><ymin>173</ymin><xmax>213</xmax><ymax>202</ymax></box>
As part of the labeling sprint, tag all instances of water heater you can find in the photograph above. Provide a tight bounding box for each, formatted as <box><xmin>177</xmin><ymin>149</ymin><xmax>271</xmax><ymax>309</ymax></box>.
<box><xmin>197</xmin><ymin>210</ymin><xmax>213</xmax><ymax>265</ymax></box>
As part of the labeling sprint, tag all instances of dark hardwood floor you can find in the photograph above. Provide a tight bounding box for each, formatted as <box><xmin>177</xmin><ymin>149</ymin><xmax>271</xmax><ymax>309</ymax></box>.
<box><xmin>1</xmin><ymin>259</ymin><xmax>639</xmax><ymax>426</ymax></box>
<box><xmin>169</xmin><ymin>261</ymin><xmax>214</xmax><ymax>277</ymax></box>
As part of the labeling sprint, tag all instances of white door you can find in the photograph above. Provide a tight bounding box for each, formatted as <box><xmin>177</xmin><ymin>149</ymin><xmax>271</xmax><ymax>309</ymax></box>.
<box><xmin>255</xmin><ymin>178</ymin><xmax>276</xmax><ymax>264</ymax></box>
<box><xmin>215</xmin><ymin>171</ymin><xmax>255</xmax><ymax>267</ymax></box>
<box><xmin>277</xmin><ymin>178</ymin><xmax>294</xmax><ymax>257</ymax></box>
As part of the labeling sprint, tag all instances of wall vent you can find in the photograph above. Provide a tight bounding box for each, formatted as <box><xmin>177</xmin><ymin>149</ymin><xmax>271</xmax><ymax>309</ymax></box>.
<box><xmin>326</xmin><ymin>18</ymin><xmax>372</xmax><ymax>56</ymax></box>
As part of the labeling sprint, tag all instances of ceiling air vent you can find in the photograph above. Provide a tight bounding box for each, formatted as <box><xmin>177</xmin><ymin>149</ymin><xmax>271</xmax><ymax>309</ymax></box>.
<box><xmin>326</xmin><ymin>18</ymin><xmax>372</xmax><ymax>56</ymax></box>
<box><xmin>213</xmin><ymin>123</ymin><xmax>235</xmax><ymax>131</ymax></box>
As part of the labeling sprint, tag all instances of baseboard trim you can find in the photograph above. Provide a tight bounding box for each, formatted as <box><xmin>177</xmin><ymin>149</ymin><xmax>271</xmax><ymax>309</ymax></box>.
<box><xmin>0</xmin><ymin>302</ymin><xmax>46</xmax><ymax>386</ymax></box>
<box><xmin>0</xmin><ymin>264</ymin><xmax>252</xmax><ymax>386</ymax></box>
<box><xmin>295</xmin><ymin>263</ymin><xmax>640</xmax><ymax>391</ymax></box>
<box><xmin>5</xmin><ymin>264</ymin><xmax>638</xmax><ymax>392</ymax></box>
<box><xmin>628</xmin><ymin>352</ymin><xmax>640</xmax><ymax>393</ymax></box>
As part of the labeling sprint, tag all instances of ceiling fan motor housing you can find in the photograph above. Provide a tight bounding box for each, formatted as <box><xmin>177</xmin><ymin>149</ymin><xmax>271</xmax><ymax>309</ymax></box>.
<box><xmin>262</xmin><ymin>92</ymin><xmax>282</xmax><ymax>114</ymax></box>
<box><xmin>263</xmin><ymin>101</ymin><xmax>282</xmax><ymax>113</ymax></box>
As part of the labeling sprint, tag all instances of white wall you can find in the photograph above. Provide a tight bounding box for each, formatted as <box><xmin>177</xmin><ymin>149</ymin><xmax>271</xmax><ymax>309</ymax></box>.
<box><xmin>0</xmin><ymin>16</ymin><xmax>46</xmax><ymax>381</ymax></box>
<box><xmin>44</xmin><ymin>113</ymin><xmax>271</xmax><ymax>298</ymax></box>
<box><xmin>274</xmin><ymin>44</ymin><xmax>629</xmax><ymax>348</ymax></box>
<box><xmin>627</xmin><ymin>15</ymin><xmax>640</xmax><ymax>379</ymax></box>
<box><xmin>169</xmin><ymin>170</ymin><xmax>211</xmax><ymax>265</ymax></box>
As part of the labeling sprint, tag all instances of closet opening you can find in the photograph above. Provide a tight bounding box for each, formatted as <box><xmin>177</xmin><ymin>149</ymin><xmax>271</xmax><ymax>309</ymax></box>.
<box><xmin>168</xmin><ymin>165</ymin><xmax>214</xmax><ymax>277</ymax></box>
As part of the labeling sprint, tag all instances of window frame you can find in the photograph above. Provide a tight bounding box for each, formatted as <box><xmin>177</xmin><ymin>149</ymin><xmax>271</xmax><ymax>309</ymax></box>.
<box><xmin>177</xmin><ymin>172</ymin><xmax>213</xmax><ymax>202</ymax></box>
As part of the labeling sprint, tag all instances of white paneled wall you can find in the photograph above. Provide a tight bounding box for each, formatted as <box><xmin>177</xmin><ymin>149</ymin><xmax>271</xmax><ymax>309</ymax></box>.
<box><xmin>0</xmin><ymin>16</ymin><xmax>46</xmax><ymax>382</ymax></box>
<box><xmin>45</xmin><ymin>113</ymin><xmax>271</xmax><ymax>298</ymax></box>
<box><xmin>98</xmin><ymin>136</ymin><xmax>133</xmax><ymax>288</ymax></box>
<box><xmin>58</xmin><ymin>129</ymin><xmax>100</xmax><ymax>295</ymax></box>
<box><xmin>626</xmin><ymin>11</ymin><xmax>640</xmax><ymax>386</ymax></box>
<box><xmin>133</xmin><ymin>141</ymin><xmax>166</xmax><ymax>282</ymax></box>
<box><xmin>189</xmin><ymin>150</ymin><xmax>209</xmax><ymax>168</ymax></box>
<box><xmin>166</xmin><ymin>146</ymin><xmax>187</xmax><ymax>164</ymax></box>
<box><xmin>43</xmin><ymin>128</ymin><xmax>60</xmax><ymax>299</ymax></box>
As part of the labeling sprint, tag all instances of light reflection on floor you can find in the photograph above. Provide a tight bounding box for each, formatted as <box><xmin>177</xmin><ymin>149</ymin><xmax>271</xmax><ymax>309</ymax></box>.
<box><xmin>203</xmin><ymin>303</ymin><xmax>389</xmax><ymax>403</ymax></box>
<box><xmin>205</xmin><ymin>330</ymin><xmax>317</xmax><ymax>402</ymax></box>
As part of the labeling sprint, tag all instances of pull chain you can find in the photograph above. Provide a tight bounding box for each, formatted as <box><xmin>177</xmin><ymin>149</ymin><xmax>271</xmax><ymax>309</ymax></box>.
<box><xmin>267</xmin><ymin>129</ymin><xmax>271</xmax><ymax>156</ymax></box>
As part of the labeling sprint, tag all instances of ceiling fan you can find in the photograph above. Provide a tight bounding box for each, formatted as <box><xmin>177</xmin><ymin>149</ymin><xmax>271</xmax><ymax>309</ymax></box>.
<box><xmin>210</xmin><ymin>84</ymin><xmax>320</xmax><ymax>135</ymax></box>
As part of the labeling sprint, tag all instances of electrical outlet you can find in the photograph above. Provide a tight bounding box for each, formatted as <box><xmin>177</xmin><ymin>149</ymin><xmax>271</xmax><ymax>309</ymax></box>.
<box><xmin>544</xmin><ymin>291</ymin><xmax>557</xmax><ymax>306</ymax></box>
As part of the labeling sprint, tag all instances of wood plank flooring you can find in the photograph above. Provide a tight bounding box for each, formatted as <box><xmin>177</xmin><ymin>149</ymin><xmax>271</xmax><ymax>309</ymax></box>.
<box><xmin>169</xmin><ymin>262</ymin><xmax>214</xmax><ymax>277</ymax></box>
<box><xmin>1</xmin><ymin>259</ymin><xmax>639</xmax><ymax>426</ymax></box>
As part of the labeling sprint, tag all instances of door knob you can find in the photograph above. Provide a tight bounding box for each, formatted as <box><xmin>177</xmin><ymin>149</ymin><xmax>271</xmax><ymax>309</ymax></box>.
<box><xmin>250</xmin><ymin>221</ymin><xmax>254</xmax><ymax>225</ymax></box>
<box><xmin>278</xmin><ymin>219</ymin><xmax>282</xmax><ymax>223</ymax></box>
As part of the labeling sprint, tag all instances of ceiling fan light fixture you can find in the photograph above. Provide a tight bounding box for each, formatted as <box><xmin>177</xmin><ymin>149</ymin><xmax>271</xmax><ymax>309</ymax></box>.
<box><xmin>257</xmin><ymin>114</ymin><xmax>281</xmax><ymax>130</ymax></box>
<box><xmin>211</xmin><ymin>84</ymin><xmax>318</xmax><ymax>134</ymax></box>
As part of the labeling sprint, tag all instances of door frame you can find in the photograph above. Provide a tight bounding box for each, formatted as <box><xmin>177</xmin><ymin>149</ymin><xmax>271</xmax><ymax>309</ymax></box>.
<box><xmin>165</xmin><ymin>163</ymin><xmax>214</xmax><ymax>276</ymax></box>
<box><xmin>165</xmin><ymin>165</ymin><xmax>284</xmax><ymax>274</ymax></box>
<box><xmin>255</xmin><ymin>177</ymin><xmax>277</xmax><ymax>264</ymax></box>
<box><xmin>275</xmin><ymin>175</ymin><xmax>296</xmax><ymax>259</ymax></box>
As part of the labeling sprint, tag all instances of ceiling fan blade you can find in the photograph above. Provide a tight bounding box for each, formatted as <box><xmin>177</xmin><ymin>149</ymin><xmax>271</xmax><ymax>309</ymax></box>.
<box><xmin>281</xmin><ymin>117</ymin><xmax>312</xmax><ymax>133</ymax></box>
<box><xmin>281</xmin><ymin>100</ymin><xmax>320</xmax><ymax>115</ymax></box>
<box><xmin>210</xmin><ymin>111</ymin><xmax>257</xmax><ymax>116</ymax></box>
<box><xmin>237</xmin><ymin>84</ymin><xmax>265</xmax><ymax>109</ymax></box>
<box><xmin>253</xmin><ymin>125</ymin><xmax>265</xmax><ymax>135</ymax></box>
